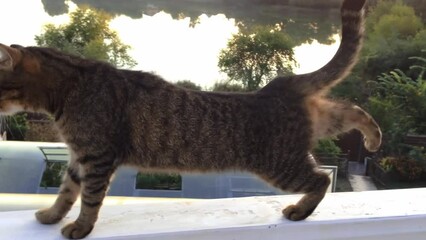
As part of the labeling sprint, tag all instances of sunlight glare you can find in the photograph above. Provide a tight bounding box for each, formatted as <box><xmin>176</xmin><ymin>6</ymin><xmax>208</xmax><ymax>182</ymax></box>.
<box><xmin>293</xmin><ymin>34</ymin><xmax>340</xmax><ymax>74</ymax></box>
<box><xmin>110</xmin><ymin>12</ymin><xmax>239</xmax><ymax>87</ymax></box>
<box><xmin>0</xmin><ymin>0</ymin><xmax>73</xmax><ymax>46</ymax></box>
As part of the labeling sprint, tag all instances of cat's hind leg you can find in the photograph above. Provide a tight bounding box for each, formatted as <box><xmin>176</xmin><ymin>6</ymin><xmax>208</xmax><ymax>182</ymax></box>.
<box><xmin>260</xmin><ymin>155</ymin><xmax>330</xmax><ymax>221</ymax></box>
<box><xmin>308</xmin><ymin>98</ymin><xmax>382</xmax><ymax>152</ymax></box>
<box><xmin>35</xmin><ymin>158</ymin><xmax>81</xmax><ymax>224</ymax></box>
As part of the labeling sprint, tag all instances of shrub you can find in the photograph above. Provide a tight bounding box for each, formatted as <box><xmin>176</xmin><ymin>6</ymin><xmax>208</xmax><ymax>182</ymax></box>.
<box><xmin>4</xmin><ymin>114</ymin><xmax>29</xmax><ymax>141</ymax></box>
<box><xmin>379</xmin><ymin>156</ymin><xmax>424</xmax><ymax>181</ymax></box>
<box><xmin>313</xmin><ymin>138</ymin><xmax>342</xmax><ymax>158</ymax></box>
<box><xmin>135</xmin><ymin>173</ymin><xmax>182</xmax><ymax>190</ymax></box>
<box><xmin>368</xmin><ymin>54</ymin><xmax>426</xmax><ymax>155</ymax></box>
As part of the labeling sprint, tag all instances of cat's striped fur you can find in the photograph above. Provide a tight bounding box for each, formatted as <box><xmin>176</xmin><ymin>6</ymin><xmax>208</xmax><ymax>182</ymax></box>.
<box><xmin>0</xmin><ymin>0</ymin><xmax>380</xmax><ymax>238</ymax></box>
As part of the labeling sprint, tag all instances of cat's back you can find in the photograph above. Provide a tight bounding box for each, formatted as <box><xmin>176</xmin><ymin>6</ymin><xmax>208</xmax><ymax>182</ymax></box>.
<box><xmin>125</xmin><ymin>74</ymin><xmax>310</xmax><ymax>144</ymax></box>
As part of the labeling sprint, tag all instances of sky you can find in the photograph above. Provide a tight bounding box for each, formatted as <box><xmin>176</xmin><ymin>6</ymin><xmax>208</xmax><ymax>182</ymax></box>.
<box><xmin>0</xmin><ymin>0</ymin><xmax>339</xmax><ymax>88</ymax></box>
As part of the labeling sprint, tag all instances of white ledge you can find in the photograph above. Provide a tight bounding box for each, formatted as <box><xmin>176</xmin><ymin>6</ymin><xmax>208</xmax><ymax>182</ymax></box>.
<box><xmin>1</xmin><ymin>188</ymin><xmax>426</xmax><ymax>239</ymax></box>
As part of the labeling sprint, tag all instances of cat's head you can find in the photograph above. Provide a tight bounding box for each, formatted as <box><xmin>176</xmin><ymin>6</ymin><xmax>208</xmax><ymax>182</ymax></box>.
<box><xmin>0</xmin><ymin>44</ymin><xmax>43</xmax><ymax>115</ymax></box>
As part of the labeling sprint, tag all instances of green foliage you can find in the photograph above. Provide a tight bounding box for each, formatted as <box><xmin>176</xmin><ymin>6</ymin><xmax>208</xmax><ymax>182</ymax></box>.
<box><xmin>175</xmin><ymin>80</ymin><xmax>202</xmax><ymax>91</ymax></box>
<box><xmin>287</xmin><ymin>0</ymin><xmax>341</xmax><ymax>8</ymax></box>
<box><xmin>313</xmin><ymin>138</ymin><xmax>342</xmax><ymax>158</ymax></box>
<box><xmin>3</xmin><ymin>113</ymin><xmax>29</xmax><ymax>140</ymax></box>
<box><xmin>334</xmin><ymin>1</ymin><xmax>426</xmax><ymax>103</ymax></box>
<box><xmin>379</xmin><ymin>156</ymin><xmax>424</xmax><ymax>181</ymax></box>
<box><xmin>40</xmin><ymin>162</ymin><xmax>67</xmax><ymax>188</ymax></box>
<box><xmin>367</xmin><ymin>0</ymin><xmax>423</xmax><ymax>39</ymax></box>
<box><xmin>408</xmin><ymin>146</ymin><xmax>426</xmax><ymax>163</ymax></box>
<box><xmin>368</xmin><ymin>54</ymin><xmax>426</xmax><ymax>155</ymax></box>
<box><xmin>377</xmin><ymin>70</ymin><xmax>426</xmax><ymax>132</ymax></box>
<box><xmin>379</xmin><ymin>157</ymin><xmax>395</xmax><ymax>172</ymax></box>
<box><xmin>35</xmin><ymin>6</ymin><xmax>136</xmax><ymax>68</ymax></box>
<box><xmin>211</xmin><ymin>82</ymin><xmax>246</xmax><ymax>92</ymax></box>
<box><xmin>135</xmin><ymin>173</ymin><xmax>182</xmax><ymax>190</ymax></box>
<box><xmin>372</xmin><ymin>58</ymin><xmax>426</xmax><ymax>132</ymax></box>
<box><xmin>218</xmin><ymin>24</ymin><xmax>296</xmax><ymax>91</ymax></box>
<box><xmin>363</xmin><ymin>0</ymin><xmax>426</xmax><ymax>78</ymax></box>
<box><xmin>331</xmin><ymin>72</ymin><xmax>367</xmax><ymax>104</ymax></box>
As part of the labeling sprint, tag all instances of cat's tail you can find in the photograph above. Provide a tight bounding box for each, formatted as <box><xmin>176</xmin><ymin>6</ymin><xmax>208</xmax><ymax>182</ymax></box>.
<box><xmin>261</xmin><ymin>0</ymin><xmax>366</xmax><ymax>96</ymax></box>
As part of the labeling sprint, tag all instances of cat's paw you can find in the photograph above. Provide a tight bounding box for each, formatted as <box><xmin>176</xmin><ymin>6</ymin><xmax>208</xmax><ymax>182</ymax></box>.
<box><xmin>282</xmin><ymin>204</ymin><xmax>315</xmax><ymax>221</ymax></box>
<box><xmin>61</xmin><ymin>221</ymin><xmax>94</xmax><ymax>239</ymax></box>
<box><xmin>35</xmin><ymin>208</ymin><xmax>64</xmax><ymax>224</ymax></box>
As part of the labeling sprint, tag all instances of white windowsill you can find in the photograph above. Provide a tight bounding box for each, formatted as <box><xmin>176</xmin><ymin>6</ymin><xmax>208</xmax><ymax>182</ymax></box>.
<box><xmin>1</xmin><ymin>188</ymin><xmax>426</xmax><ymax>239</ymax></box>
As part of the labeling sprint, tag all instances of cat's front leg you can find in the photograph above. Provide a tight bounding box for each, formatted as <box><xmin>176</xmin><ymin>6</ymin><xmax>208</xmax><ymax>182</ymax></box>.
<box><xmin>61</xmin><ymin>153</ymin><xmax>116</xmax><ymax>239</ymax></box>
<box><xmin>36</xmin><ymin>158</ymin><xmax>81</xmax><ymax>224</ymax></box>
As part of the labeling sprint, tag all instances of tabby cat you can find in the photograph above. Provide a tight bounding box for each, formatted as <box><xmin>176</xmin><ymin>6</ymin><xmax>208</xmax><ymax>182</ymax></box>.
<box><xmin>0</xmin><ymin>0</ymin><xmax>380</xmax><ymax>238</ymax></box>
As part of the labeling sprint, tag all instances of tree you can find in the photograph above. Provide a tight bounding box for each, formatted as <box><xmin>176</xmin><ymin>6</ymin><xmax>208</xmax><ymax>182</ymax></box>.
<box><xmin>211</xmin><ymin>82</ymin><xmax>246</xmax><ymax>92</ymax></box>
<box><xmin>332</xmin><ymin>0</ymin><xmax>426</xmax><ymax>104</ymax></box>
<box><xmin>35</xmin><ymin>6</ymin><xmax>136</xmax><ymax>68</ymax></box>
<box><xmin>218</xmin><ymin>24</ymin><xmax>297</xmax><ymax>91</ymax></box>
<box><xmin>2</xmin><ymin>114</ymin><xmax>29</xmax><ymax>141</ymax></box>
<box><xmin>362</xmin><ymin>0</ymin><xmax>426</xmax><ymax>78</ymax></box>
<box><xmin>313</xmin><ymin>138</ymin><xmax>342</xmax><ymax>158</ymax></box>
<box><xmin>175</xmin><ymin>80</ymin><xmax>202</xmax><ymax>91</ymax></box>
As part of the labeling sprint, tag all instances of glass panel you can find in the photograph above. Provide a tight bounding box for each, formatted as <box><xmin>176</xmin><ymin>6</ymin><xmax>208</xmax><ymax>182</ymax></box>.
<box><xmin>39</xmin><ymin>147</ymin><xmax>69</xmax><ymax>188</ymax></box>
<box><xmin>135</xmin><ymin>173</ymin><xmax>182</xmax><ymax>190</ymax></box>
<box><xmin>40</xmin><ymin>161</ymin><xmax>67</xmax><ymax>188</ymax></box>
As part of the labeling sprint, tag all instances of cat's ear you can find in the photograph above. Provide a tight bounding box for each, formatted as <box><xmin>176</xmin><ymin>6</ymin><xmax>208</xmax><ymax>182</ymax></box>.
<box><xmin>0</xmin><ymin>44</ymin><xmax>22</xmax><ymax>71</ymax></box>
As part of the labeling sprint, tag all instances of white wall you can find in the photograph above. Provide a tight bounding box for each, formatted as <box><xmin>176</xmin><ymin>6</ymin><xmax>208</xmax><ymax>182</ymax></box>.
<box><xmin>1</xmin><ymin>188</ymin><xmax>426</xmax><ymax>239</ymax></box>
